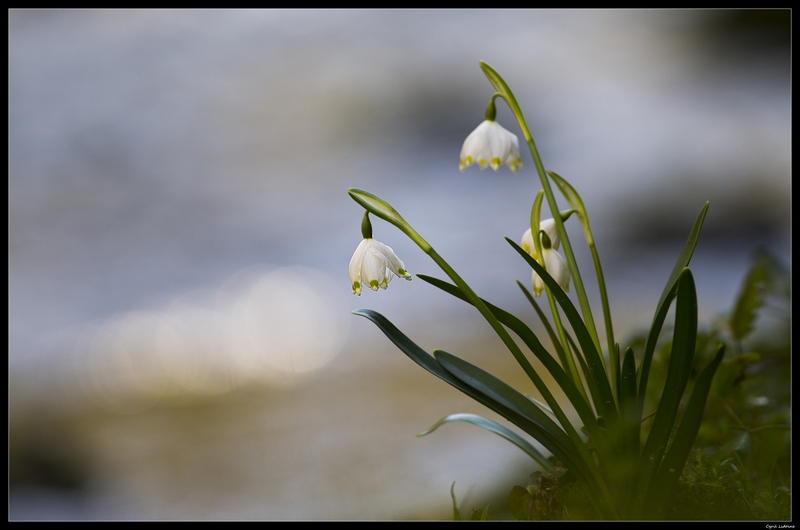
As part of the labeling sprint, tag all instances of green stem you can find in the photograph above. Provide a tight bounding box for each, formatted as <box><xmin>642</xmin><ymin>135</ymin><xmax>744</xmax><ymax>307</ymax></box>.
<box><xmin>548</xmin><ymin>170</ymin><xmax>617</xmax><ymax>403</ymax></box>
<box><xmin>422</xmin><ymin>249</ymin><xmax>615</xmax><ymax>517</ymax></box>
<box><xmin>480</xmin><ymin>62</ymin><xmax>604</xmax><ymax>367</ymax></box>
<box><xmin>589</xmin><ymin>222</ymin><xmax>618</xmax><ymax>400</ymax></box>
<box><xmin>348</xmin><ymin>188</ymin><xmax>617</xmax><ymax>518</ymax></box>
<box><xmin>531</xmin><ymin>191</ymin><xmax>586</xmax><ymax>401</ymax></box>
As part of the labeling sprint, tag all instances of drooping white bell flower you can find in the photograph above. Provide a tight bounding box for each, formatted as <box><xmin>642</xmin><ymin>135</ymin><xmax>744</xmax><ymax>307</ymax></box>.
<box><xmin>520</xmin><ymin>219</ymin><xmax>570</xmax><ymax>296</ymax></box>
<box><xmin>459</xmin><ymin>120</ymin><xmax>522</xmax><ymax>173</ymax></box>
<box><xmin>349</xmin><ymin>238</ymin><xmax>411</xmax><ymax>295</ymax></box>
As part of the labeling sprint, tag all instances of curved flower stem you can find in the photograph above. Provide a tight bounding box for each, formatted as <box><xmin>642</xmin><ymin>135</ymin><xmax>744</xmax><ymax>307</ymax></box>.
<box><xmin>479</xmin><ymin>61</ymin><xmax>604</xmax><ymax>366</ymax></box>
<box><xmin>413</xmin><ymin>250</ymin><xmax>616</xmax><ymax>517</ymax></box>
<box><xmin>348</xmin><ymin>188</ymin><xmax>617</xmax><ymax>518</ymax></box>
<box><xmin>531</xmin><ymin>191</ymin><xmax>588</xmax><ymax>404</ymax></box>
<box><xmin>591</xmin><ymin>238</ymin><xmax>617</xmax><ymax>398</ymax></box>
<box><xmin>549</xmin><ymin>170</ymin><xmax>618</xmax><ymax>403</ymax></box>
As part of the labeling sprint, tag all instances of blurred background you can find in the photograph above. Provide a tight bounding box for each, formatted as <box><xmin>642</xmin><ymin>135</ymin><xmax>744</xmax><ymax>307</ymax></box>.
<box><xmin>9</xmin><ymin>10</ymin><xmax>790</xmax><ymax>520</ymax></box>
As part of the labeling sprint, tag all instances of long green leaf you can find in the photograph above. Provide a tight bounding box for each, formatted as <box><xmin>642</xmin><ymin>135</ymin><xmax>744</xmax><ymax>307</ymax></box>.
<box><xmin>418</xmin><ymin>413</ymin><xmax>555</xmax><ymax>471</ymax></box>
<box><xmin>564</xmin><ymin>323</ymin><xmax>604</xmax><ymax>422</ymax></box>
<box><xmin>618</xmin><ymin>347</ymin><xmax>639</xmax><ymax>460</ymax></box>
<box><xmin>352</xmin><ymin>308</ymin><xmax>598</xmax><ymax>497</ymax></box>
<box><xmin>506</xmin><ymin>237</ymin><xmax>618</xmax><ymax>426</ymax></box>
<box><xmin>519</xmin><ymin>281</ymin><xmax>602</xmax><ymax>420</ymax></box>
<box><xmin>419</xmin><ymin>274</ymin><xmax>620</xmax><ymax>512</ymax></box>
<box><xmin>635</xmin><ymin>268</ymin><xmax>698</xmax><ymax>513</ymax></box>
<box><xmin>518</xmin><ymin>281</ymin><xmax>599</xmax><ymax>413</ymax></box>
<box><xmin>433</xmin><ymin>350</ymin><xmax>574</xmax><ymax>458</ymax></box>
<box><xmin>644</xmin><ymin>343</ymin><xmax>726</xmax><ymax>519</ymax></box>
<box><xmin>354</xmin><ymin>308</ymin><xmax>556</xmax><ymax>439</ymax></box>
<box><xmin>416</xmin><ymin>274</ymin><xmax>600</xmax><ymax>441</ymax></box>
<box><xmin>530</xmin><ymin>189</ymin><xmax>584</xmax><ymax>391</ymax></box>
<box><xmin>516</xmin><ymin>281</ymin><xmax>563</xmax><ymax>360</ymax></box>
<box><xmin>609</xmin><ymin>345</ymin><xmax>639</xmax><ymax>517</ymax></box>
<box><xmin>433</xmin><ymin>350</ymin><xmax>611</xmax><ymax>512</ymax></box>
<box><xmin>637</xmin><ymin>202</ymin><xmax>708</xmax><ymax>412</ymax></box>
<box><xmin>352</xmin><ymin>309</ymin><xmax>468</xmax><ymax>391</ymax></box>
<box><xmin>549</xmin><ymin>170</ymin><xmax>617</xmax><ymax>399</ymax></box>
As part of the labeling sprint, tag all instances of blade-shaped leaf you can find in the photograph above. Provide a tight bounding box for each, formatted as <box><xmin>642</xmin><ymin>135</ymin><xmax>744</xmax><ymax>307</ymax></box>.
<box><xmin>433</xmin><ymin>350</ymin><xmax>607</xmax><ymax>506</ymax></box>
<box><xmin>636</xmin><ymin>268</ymin><xmax>698</xmax><ymax>510</ymax></box>
<box><xmin>619</xmin><ymin>347</ymin><xmax>639</xmax><ymax>460</ymax></box>
<box><xmin>644</xmin><ymin>343</ymin><xmax>725</xmax><ymax>519</ymax></box>
<box><xmin>506</xmin><ymin>237</ymin><xmax>618</xmax><ymax>426</ymax></box>
<box><xmin>433</xmin><ymin>350</ymin><xmax>573</xmax><ymax>456</ymax></box>
<box><xmin>418</xmin><ymin>413</ymin><xmax>555</xmax><ymax>471</ymax></box>
<box><xmin>565</xmin><ymin>329</ymin><xmax>603</xmax><ymax>421</ymax></box>
<box><xmin>525</xmin><ymin>395</ymin><xmax>554</xmax><ymax>416</ymax></box>
<box><xmin>352</xmin><ymin>308</ymin><xmax>602</xmax><ymax>499</ymax></box>
<box><xmin>549</xmin><ymin>169</ymin><xmax>618</xmax><ymax>395</ymax></box>
<box><xmin>637</xmin><ymin>202</ymin><xmax>708</xmax><ymax>411</ymax></box>
<box><xmin>417</xmin><ymin>274</ymin><xmax>599</xmax><ymax>440</ymax></box>
<box><xmin>354</xmin><ymin>308</ymin><xmax>558</xmax><ymax>440</ymax></box>
<box><xmin>517</xmin><ymin>281</ymin><xmax>600</xmax><ymax>421</ymax></box>
<box><xmin>352</xmin><ymin>309</ymin><xmax>468</xmax><ymax>391</ymax></box>
<box><xmin>516</xmin><ymin>281</ymin><xmax>563</xmax><ymax>359</ymax></box>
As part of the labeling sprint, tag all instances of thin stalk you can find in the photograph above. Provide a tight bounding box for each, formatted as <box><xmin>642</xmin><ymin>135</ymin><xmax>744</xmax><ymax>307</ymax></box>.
<box><xmin>592</xmin><ymin>245</ymin><xmax>618</xmax><ymax>401</ymax></box>
<box><xmin>348</xmin><ymin>188</ymin><xmax>617</xmax><ymax>518</ymax></box>
<box><xmin>480</xmin><ymin>61</ymin><xmax>604</xmax><ymax>366</ymax></box>
<box><xmin>426</xmin><ymin>246</ymin><xmax>616</xmax><ymax>517</ymax></box>
<box><xmin>547</xmin><ymin>170</ymin><xmax>617</xmax><ymax>401</ymax></box>
<box><xmin>517</xmin><ymin>281</ymin><xmax>590</xmax><ymax>405</ymax></box>
<box><xmin>587</xmin><ymin>220</ymin><xmax>618</xmax><ymax>402</ymax></box>
<box><xmin>531</xmin><ymin>191</ymin><xmax>586</xmax><ymax>400</ymax></box>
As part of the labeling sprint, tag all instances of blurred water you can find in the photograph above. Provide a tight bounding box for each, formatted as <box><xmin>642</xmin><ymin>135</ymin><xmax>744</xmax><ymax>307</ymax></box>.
<box><xmin>9</xmin><ymin>9</ymin><xmax>790</xmax><ymax>520</ymax></box>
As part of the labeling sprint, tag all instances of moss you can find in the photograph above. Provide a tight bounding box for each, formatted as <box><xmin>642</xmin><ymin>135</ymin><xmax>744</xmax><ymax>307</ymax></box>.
<box><xmin>661</xmin><ymin>450</ymin><xmax>791</xmax><ymax>520</ymax></box>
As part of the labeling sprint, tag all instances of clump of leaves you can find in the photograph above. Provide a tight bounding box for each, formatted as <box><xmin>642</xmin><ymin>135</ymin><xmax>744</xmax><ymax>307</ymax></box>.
<box><xmin>506</xmin><ymin>250</ymin><xmax>790</xmax><ymax>520</ymax></box>
<box><xmin>627</xmin><ymin>249</ymin><xmax>790</xmax><ymax>519</ymax></box>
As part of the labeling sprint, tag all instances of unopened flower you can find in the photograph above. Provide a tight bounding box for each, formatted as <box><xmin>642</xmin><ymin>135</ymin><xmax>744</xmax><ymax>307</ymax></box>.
<box><xmin>459</xmin><ymin>120</ymin><xmax>522</xmax><ymax>173</ymax></box>
<box><xmin>349</xmin><ymin>238</ymin><xmax>411</xmax><ymax>295</ymax></box>
<box><xmin>520</xmin><ymin>219</ymin><xmax>570</xmax><ymax>296</ymax></box>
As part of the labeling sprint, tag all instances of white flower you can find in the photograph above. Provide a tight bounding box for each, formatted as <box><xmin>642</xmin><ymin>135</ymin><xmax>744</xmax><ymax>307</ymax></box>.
<box><xmin>459</xmin><ymin>120</ymin><xmax>522</xmax><ymax>173</ymax></box>
<box><xmin>532</xmin><ymin>248</ymin><xmax>570</xmax><ymax>296</ymax></box>
<box><xmin>520</xmin><ymin>219</ymin><xmax>569</xmax><ymax>296</ymax></box>
<box><xmin>349</xmin><ymin>238</ymin><xmax>411</xmax><ymax>295</ymax></box>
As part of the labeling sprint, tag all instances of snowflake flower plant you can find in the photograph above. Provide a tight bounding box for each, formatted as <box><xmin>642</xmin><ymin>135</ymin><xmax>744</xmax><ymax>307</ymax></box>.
<box><xmin>346</xmin><ymin>61</ymin><xmax>723</xmax><ymax>520</ymax></box>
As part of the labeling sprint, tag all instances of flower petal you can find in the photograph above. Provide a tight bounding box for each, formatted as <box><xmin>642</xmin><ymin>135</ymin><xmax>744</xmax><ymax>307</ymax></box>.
<box><xmin>363</xmin><ymin>243</ymin><xmax>390</xmax><ymax>290</ymax></box>
<box><xmin>543</xmin><ymin>248</ymin><xmax>570</xmax><ymax>292</ymax></box>
<box><xmin>370</xmin><ymin>240</ymin><xmax>410</xmax><ymax>279</ymax></box>
<box><xmin>348</xmin><ymin>237</ymin><xmax>410</xmax><ymax>294</ymax></box>
<box><xmin>460</xmin><ymin>120</ymin><xmax>521</xmax><ymax>173</ymax></box>
<box><xmin>349</xmin><ymin>239</ymin><xmax>372</xmax><ymax>295</ymax></box>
